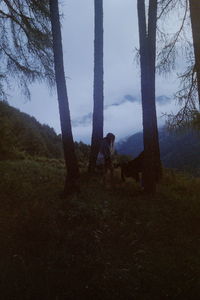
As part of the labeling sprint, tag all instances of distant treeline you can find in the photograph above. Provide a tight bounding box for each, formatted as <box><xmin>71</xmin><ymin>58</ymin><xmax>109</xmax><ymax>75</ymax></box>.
<box><xmin>0</xmin><ymin>101</ymin><xmax>90</xmax><ymax>163</ymax></box>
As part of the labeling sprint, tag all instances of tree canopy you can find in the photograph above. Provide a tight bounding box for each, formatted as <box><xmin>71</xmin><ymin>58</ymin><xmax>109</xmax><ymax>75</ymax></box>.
<box><xmin>0</xmin><ymin>0</ymin><xmax>54</xmax><ymax>98</ymax></box>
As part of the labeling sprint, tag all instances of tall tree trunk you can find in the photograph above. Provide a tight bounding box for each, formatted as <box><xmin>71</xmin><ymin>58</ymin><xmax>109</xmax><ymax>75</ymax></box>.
<box><xmin>148</xmin><ymin>0</ymin><xmax>162</xmax><ymax>181</ymax></box>
<box><xmin>137</xmin><ymin>0</ymin><xmax>161</xmax><ymax>194</ymax></box>
<box><xmin>49</xmin><ymin>0</ymin><xmax>79</xmax><ymax>194</ymax></box>
<box><xmin>89</xmin><ymin>0</ymin><xmax>104</xmax><ymax>172</ymax></box>
<box><xmin>189</xmin><ymin>0</ymin><xmax>200</xmax><ymax>107</ymax></box>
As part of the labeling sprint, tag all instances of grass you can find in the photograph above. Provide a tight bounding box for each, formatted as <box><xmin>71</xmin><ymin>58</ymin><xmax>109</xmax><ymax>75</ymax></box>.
<box><xmin>0</xmin><ymin>159</ymin><xmax>200</xmax><ymax>299</ymax></box>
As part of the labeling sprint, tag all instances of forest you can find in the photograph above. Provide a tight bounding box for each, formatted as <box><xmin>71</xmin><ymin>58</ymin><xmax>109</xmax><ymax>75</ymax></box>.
<box><xmin>1</xmin><ymin>0</ymin><xmax>200</xmax><ymax>299</ymax></box>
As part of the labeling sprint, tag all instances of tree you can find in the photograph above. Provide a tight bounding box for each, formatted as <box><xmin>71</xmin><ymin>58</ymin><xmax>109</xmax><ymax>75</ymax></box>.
<box><xmin>49</xmin><ymin>0</ymin><xmax>79</xmax><ymax>194</ymax></box>
<box><xmin>89</xmin><ymin>0</ymin><xmax>104</xmax><ymax>172</ymax></box>
<box><xmin>189</xmin><ymin>0</ymin><xmax>200</xmax><ymax>106</ymax></box>
<box><xmin>156</xmin><ymin>0</ymin><xmax>200</xmax><ymax>129</ymax></box>
<box><xmin>137</xmin><ymin>0</ymin><xmax>162</xmax><ymax>194</ymax></box>
<box><xmin>0</xmin><ymin>0</ymin><xmax>54</xmax><ymax>98</ymax></box>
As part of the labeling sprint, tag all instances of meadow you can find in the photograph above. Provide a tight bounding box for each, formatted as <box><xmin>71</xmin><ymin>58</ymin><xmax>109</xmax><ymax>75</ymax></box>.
<box><xmin>1</xmin><ymin>158</ymin><xmax>200</xmax><ymax>299</ymax></box>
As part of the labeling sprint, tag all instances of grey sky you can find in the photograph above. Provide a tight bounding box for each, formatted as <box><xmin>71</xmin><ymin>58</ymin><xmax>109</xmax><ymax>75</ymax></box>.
<box><xmin>9</xmin><ymin>0</ymin><xmax>189</xmax><ymax>144</ymax></box>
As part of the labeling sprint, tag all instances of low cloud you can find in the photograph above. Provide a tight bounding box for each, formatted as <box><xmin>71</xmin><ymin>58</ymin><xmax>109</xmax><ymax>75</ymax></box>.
<box><xmin>72</xmin><ymin>112</ymin><xmax>92</xmax><ymax>127</ymax></box>
<box><xmin>156</xmin><ymin>95</ymin><xmax>171</xmax><ymax>105</ymax></box>
<box><xmin>72</xmin><ymin>94</ymin><xmax>172</xmax><ymax>128</ymax></box>
<box><xmin>71</xmin><ymin>93</ymin><xmax>179</xmax><ymax>144</ymax></box>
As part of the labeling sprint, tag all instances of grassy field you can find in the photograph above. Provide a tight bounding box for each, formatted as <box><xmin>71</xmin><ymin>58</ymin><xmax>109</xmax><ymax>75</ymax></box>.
<box><xmin>0</xmin><ymin>159</ymin><xmax>200</xmax><ymax>299</ymax></box>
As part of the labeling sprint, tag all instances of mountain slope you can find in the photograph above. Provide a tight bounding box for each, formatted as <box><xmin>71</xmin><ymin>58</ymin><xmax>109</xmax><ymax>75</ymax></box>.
<box><xmin>116</xmin><ymin>127</ymin><xmax>200</xmax><ymax>175</ymax></box>
<box><xmin>0</xmin><ymin>101</ymin><xmax>91</xmax><ymax>164</ymax></box>
<box><xmin>0</xmin><ymin>100</ymin><xmax>63</xmax><ymax>159</ymax></box>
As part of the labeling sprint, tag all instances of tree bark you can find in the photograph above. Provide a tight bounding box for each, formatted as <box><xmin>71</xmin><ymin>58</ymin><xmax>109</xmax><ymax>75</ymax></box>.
<box><xmin>137</xmin><ymin>0</ymin><xmax>161</xmax><ymax>194</ymax></box>
<box><xmin>189</xmin><ymin>0</ymin><xmax>200</xmax><ymax>107</ymax></box>
<box><xmin>49</xmin><ymin>0</ymin><xmax>79</xmax><ymax>194</ymax></box>
<box><xmin>89</xmin><ymin>0</ymin><xmax>104</xmax><ymax>172</ymax></box>
<box><xmin>148</xmin><ymin>0</ymin><xmax>162</xmax><ymax>182</ymax></box>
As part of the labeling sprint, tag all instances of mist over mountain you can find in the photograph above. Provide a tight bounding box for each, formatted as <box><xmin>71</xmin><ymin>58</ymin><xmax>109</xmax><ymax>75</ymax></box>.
<box><xmin>156</xmin><ymin>95</ymin><xmax>171</xmax><ymax>105</ymax></box>
<box><xmin>116</xmin><ymin>127</ymin><xmax>200</xmax><ymax>175</ymax></box>
<box><xmin>72</xmin><ymin>112</ymin><xmax>92</xmax><ymax>127</ymax></box>
<box><xmin>2</xmin><ymin>100</ymin><xmax>199</xmax><ymax>175</ymax></box>
<box><xmin>72</xmin><ymin>94</ymin><xmax>171</xmax><ymax>127</ymax></box>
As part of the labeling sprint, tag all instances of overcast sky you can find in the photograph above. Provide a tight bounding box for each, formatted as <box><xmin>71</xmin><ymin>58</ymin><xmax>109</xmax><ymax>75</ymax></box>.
<box><xmin>9</xmin><ymin>0</ymin><xmax>189</xmax><ymax>144</ymax></box>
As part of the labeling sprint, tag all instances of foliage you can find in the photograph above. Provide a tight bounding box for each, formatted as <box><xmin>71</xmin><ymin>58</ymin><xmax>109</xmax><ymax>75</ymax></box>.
<box><xmin>157</xmin><ymin>0</ymin><xmax>190</xmax><ymax>74</ymax></box>
<box><xmin>0</xmin><ymin>101</ymin><xmax>93</xmax><ymax>166</ymax></box>
<box><xmin>75</xmin><ymin>141</ymin><xmax>90</xmax><ymax>169</ymax></box>
<box><xmin>157</xmin><ymin>0</ymin><xmax>200</xmax><ymax>126</ymax></box>
<box><xmin>113</xmin><ymin>153</ymin><xmax>132</xmax><ymax>165</ymax></box>
<box><xmin>0</xmin><ymin>0</ymin><xmax>54</xmax><ymax>98</ymax></box>
<box><xmin>0</xmin><ymin>159</ymin><xmax>200</xmax><ymax>299</ymax></box>
<box><xmin>0</xmin><ymin>100</ymin><xmax>63</xmax><ymax>159</ymax></box>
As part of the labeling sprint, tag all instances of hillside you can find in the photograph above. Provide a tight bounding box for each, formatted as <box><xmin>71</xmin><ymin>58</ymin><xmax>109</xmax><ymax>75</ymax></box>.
<box><xmin>1</xmin><ymin>101</ymin><xmax>200</xmax><ymax>299</ymax></box>
<box><xmin>1</xmin><ymin>100</ymin><xmax>200</xmax><ymax>175</ymax></box>
<box><xmin>0</xmin><ymin>100</ymin><xmax>63</xmax><ymax>159</ymax></box>
<box><xmin>116</xmin><ymin>127</ymin><xmax>200</xmax><ymax>175</ymax></box>
<box><xmin>0</xmin><ymin>101</ymin><xmax>91</xmax><ymax>164</ymax></box>
<box><xmin>1</xmin><ymin>159</ymin><xmax>200</xmax><ymax>299</ymax></box>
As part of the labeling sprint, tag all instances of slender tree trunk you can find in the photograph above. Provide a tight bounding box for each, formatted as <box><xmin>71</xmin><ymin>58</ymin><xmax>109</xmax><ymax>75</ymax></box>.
<box><xmin>189</xmin><ymin>0</ymin><xmax>200</xmax><ymax>107</ymax></box>
<box><xmin>148</xmin><ymin>0</ymin><xmax>162</xmax><ymax>181</ymax></box>
<box><xmin>49</xmin><ymin>0</ymin><xmax>79</xmax><ymax>194</ymax></box>
<box><xmin>137</xmin><ymin>0</ymin><xmax>161</xmax><ymax>194</ymax></box>
<box><xmin>89</xmin><ymin>0</ymin><xmax>104</xmax><ymax>172</ymax></box>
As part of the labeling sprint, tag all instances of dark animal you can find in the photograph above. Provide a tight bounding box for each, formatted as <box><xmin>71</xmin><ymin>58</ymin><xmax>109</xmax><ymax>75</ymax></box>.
<box><xmin>121</xmin><ymin>151</ymin><xmax>144</xmax><ymax>182</ymax></box>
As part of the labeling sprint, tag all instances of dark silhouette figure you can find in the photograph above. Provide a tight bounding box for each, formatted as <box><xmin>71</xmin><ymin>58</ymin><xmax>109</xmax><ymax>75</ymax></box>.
<box><xmin>121</xmin><ymin>151</ymin><xmax>144</xmax><ymax>183</ymax></box>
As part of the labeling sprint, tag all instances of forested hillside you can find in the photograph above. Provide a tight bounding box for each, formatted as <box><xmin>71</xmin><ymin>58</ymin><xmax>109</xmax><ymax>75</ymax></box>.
<box><xmin>0</xmin><ymin>101</ymin><xmax>90</xmax><ymax>164</ymax></box>
<box><xmin>0</xmin><ymin>101</ymin><xmax>63</xmax><ymax>159</ymax></box>
<box><xmin>117</xmin><ymin>127</ymin><xmax>200</xmax><ymax>175</ymax></box>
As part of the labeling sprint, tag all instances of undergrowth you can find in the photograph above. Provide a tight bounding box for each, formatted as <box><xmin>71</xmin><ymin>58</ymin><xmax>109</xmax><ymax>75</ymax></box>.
<box><xmin>0</xmin><ymin>160</ymin><xmax>200</xmax><ymax>299</ymax></box>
